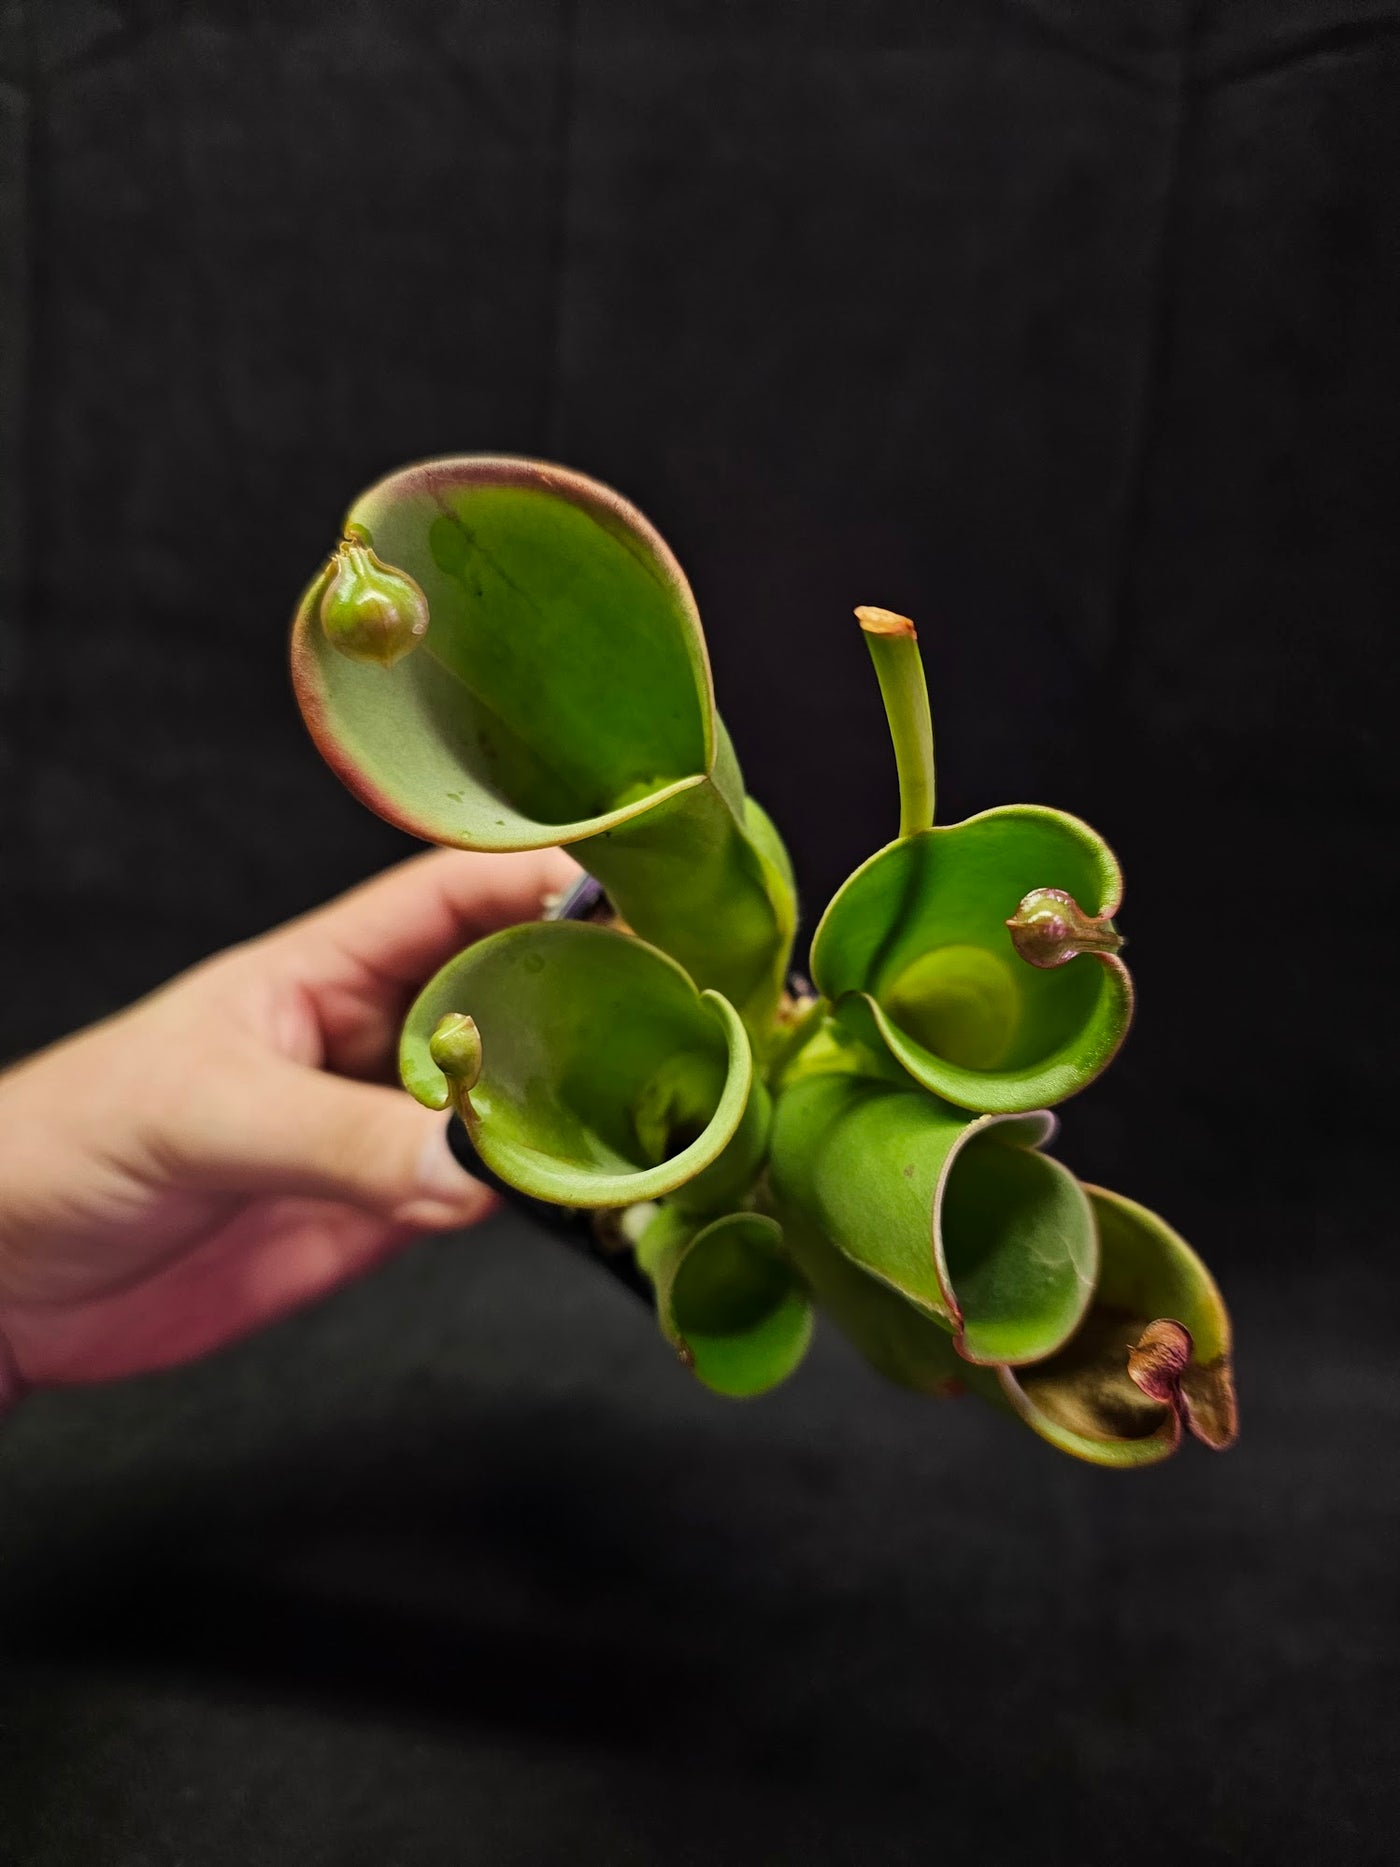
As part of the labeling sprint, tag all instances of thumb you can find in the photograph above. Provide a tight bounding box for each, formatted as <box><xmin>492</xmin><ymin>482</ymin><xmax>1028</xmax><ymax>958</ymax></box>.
<box><xmin>176</xmin><ymin>1059</ymin><xmax>497</xmax><ymax>1229</ymax></box>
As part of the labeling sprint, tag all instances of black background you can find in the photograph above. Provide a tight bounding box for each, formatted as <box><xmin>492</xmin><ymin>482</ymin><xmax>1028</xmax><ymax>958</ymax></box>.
<box><xmin>1</xmin><ymin>2</ymin><xmax>1398</xmax><ymax>1862</ymax></box>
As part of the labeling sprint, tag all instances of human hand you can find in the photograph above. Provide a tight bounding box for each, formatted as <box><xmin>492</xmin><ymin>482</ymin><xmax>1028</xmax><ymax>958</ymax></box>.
<box><xmin>0</xmin><ymin>847</ymin><xmax>577</xmax><ymax>1393</ymax></box>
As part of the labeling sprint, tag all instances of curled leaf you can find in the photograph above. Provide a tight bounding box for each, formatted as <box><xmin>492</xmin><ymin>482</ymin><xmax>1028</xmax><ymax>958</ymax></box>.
<box><xmin>294</xmin><ymin>458</ymin><xmax>712</xmax><ymax>848</ymax></box>
<box><xmin>770</xmin><ymin>1071</ymin><xmax>1096</xmax><ymax>1366</ymax></box>
<box><xmin>776</xmin><ymin>1201</ymin><xmax>997</xmax><ymax>1400</ymax></box>
<box><xmin>636</xmin><ymin>1208</ymin><xmax>813</xmax><ymax>1398</ymax></box>
<box><xmin>291</xmin><ymin>456</ymin><xmax>794</xmax><ymax>1026</ymax></box>
<box><xmin>811</xmin><ymin>806</ymin><xmax>1133</xmax><ymax>1112</ymax></box>
<box><xmin>400</xmin><ymin>920</ymin><xmax>758</xmax><ymax>1207</ymax></box>
<box><xmin>999</xmin><ymin>1186</ymin><xmax>1238</xmax><ymax>1467</ymax></box>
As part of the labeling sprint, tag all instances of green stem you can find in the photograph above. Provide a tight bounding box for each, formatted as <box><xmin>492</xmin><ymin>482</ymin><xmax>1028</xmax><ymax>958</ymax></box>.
<box><xmin>857</xmin><ymin>607</ymin><xmax>936</xmax><ymax>837</ymax></box>
<box><xmin>765</xmin><ymin>994</ymin><xmax>828</xmax><ymax>1088</ymax></box>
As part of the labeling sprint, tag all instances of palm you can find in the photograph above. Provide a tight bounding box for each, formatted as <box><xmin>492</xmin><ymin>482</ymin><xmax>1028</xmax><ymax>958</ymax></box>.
<box><xmin>8</xmin><ymin>1192</ymin><xmax>399</xmax><ymax>1385</ymax></box>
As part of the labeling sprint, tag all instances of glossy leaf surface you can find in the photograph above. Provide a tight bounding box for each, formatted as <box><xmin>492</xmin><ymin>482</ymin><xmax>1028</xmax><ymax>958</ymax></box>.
<box><xmin>1000</xmin><ymin>1186</ymin><xmax>1238</xmax><ymax>1467</ymax></box>
<box><xmin>811</xmin><ymin>806</ymin><xmax>1132</xmax><ymax>1112</ymax></box>
<box><xmin>294</xmin><ymin>457</ymin><xmax>712</xmax><ymax>848</ymax></box>
<box><xmin>776</xmin><ymin>1202</ymin><xmax>995</xmax><ymax>1399</ymax></box>
<box><xmin>400</xmin><ymin>921</ymin><xmax>754</xmax><ymax>1207</ymax></box>
<box><xmin>770</xmin><ymin>1071</ymin><xmax>1096</xmax><ymax>1365</ymax></box>
<box><xmin>637</xmin><ymin>1208</ymin><xmax>813</xmax><ymax>1398</ymax></box>
<box><xmin>578</xmin><ymin>764</ymin><xmax>794</xmax><ymax>1030</ymax></box>
<box><xmin>292</xmin><ymin>457</ymin><xmax>793</xmax><ymax>1026</ymax></box>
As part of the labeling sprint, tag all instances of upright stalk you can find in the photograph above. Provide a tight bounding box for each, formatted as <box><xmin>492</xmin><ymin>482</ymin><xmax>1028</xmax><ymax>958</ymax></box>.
<box><xmin>856</xmin><ymin>607</ymin><xmax>936</xmax><ymax>837</ymax></box>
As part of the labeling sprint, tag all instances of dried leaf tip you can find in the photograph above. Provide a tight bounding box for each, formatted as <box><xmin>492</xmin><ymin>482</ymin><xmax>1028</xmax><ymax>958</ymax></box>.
<box><xmin>1127</xmin><ymin>1319</ymin><xmax>1193</xmax><ymax>1406</ymax></box>
<box><xmin>429</xmin><ymin>1012</ymin><xmax>483</xmax><ymax>1115</ymax></box>
<box><xmin>1127</xmin><ymin>1318</ymin><xmax>1240</xmax><ymax>1453</ymax></box>
<box><xmin>1006</xmin><ymin>887</ymin><xmax>1125</xmax><ymax>969</ymax></box>
<box><xmin>858</xmin><ymin>607</ymin><xmax>935</xmax><ymax>834</ymax></box>
<box><xmin>855</xmin><ymin>605</ymin><xmax>917</xmax><ymax>639</ymax></box>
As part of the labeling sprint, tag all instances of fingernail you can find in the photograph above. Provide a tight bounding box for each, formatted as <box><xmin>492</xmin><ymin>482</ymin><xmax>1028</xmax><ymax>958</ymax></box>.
<box><xmin>400</xmin><ymin>1130</ymin><xmax>495</xmax><ymax>1229</ymax></box>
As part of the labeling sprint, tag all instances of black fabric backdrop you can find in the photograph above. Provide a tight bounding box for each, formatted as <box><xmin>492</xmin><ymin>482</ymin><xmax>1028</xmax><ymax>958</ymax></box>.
<box><xmin>1</xmin><ymin>2</ymin><xmax>1398</xmax><ymax>1861</ymax></box>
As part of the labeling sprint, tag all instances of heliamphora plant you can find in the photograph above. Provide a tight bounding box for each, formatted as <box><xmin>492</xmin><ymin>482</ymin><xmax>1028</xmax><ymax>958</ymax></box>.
<box><xmin>291</xmin><ymin>456</ymin><xmax>1238</xmax><ymax>1468</ymax></box>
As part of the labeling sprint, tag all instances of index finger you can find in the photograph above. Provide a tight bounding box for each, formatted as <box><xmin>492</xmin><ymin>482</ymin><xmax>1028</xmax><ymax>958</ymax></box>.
<box><xmin>281</xmin><ymin>847</ymin><xmax>582</xmax><ymax>994</ymax></box>
<box><xmin>267</xmin><ymin>846</ymin><xmax>581</xmax><ymax>1081</ymax></box>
